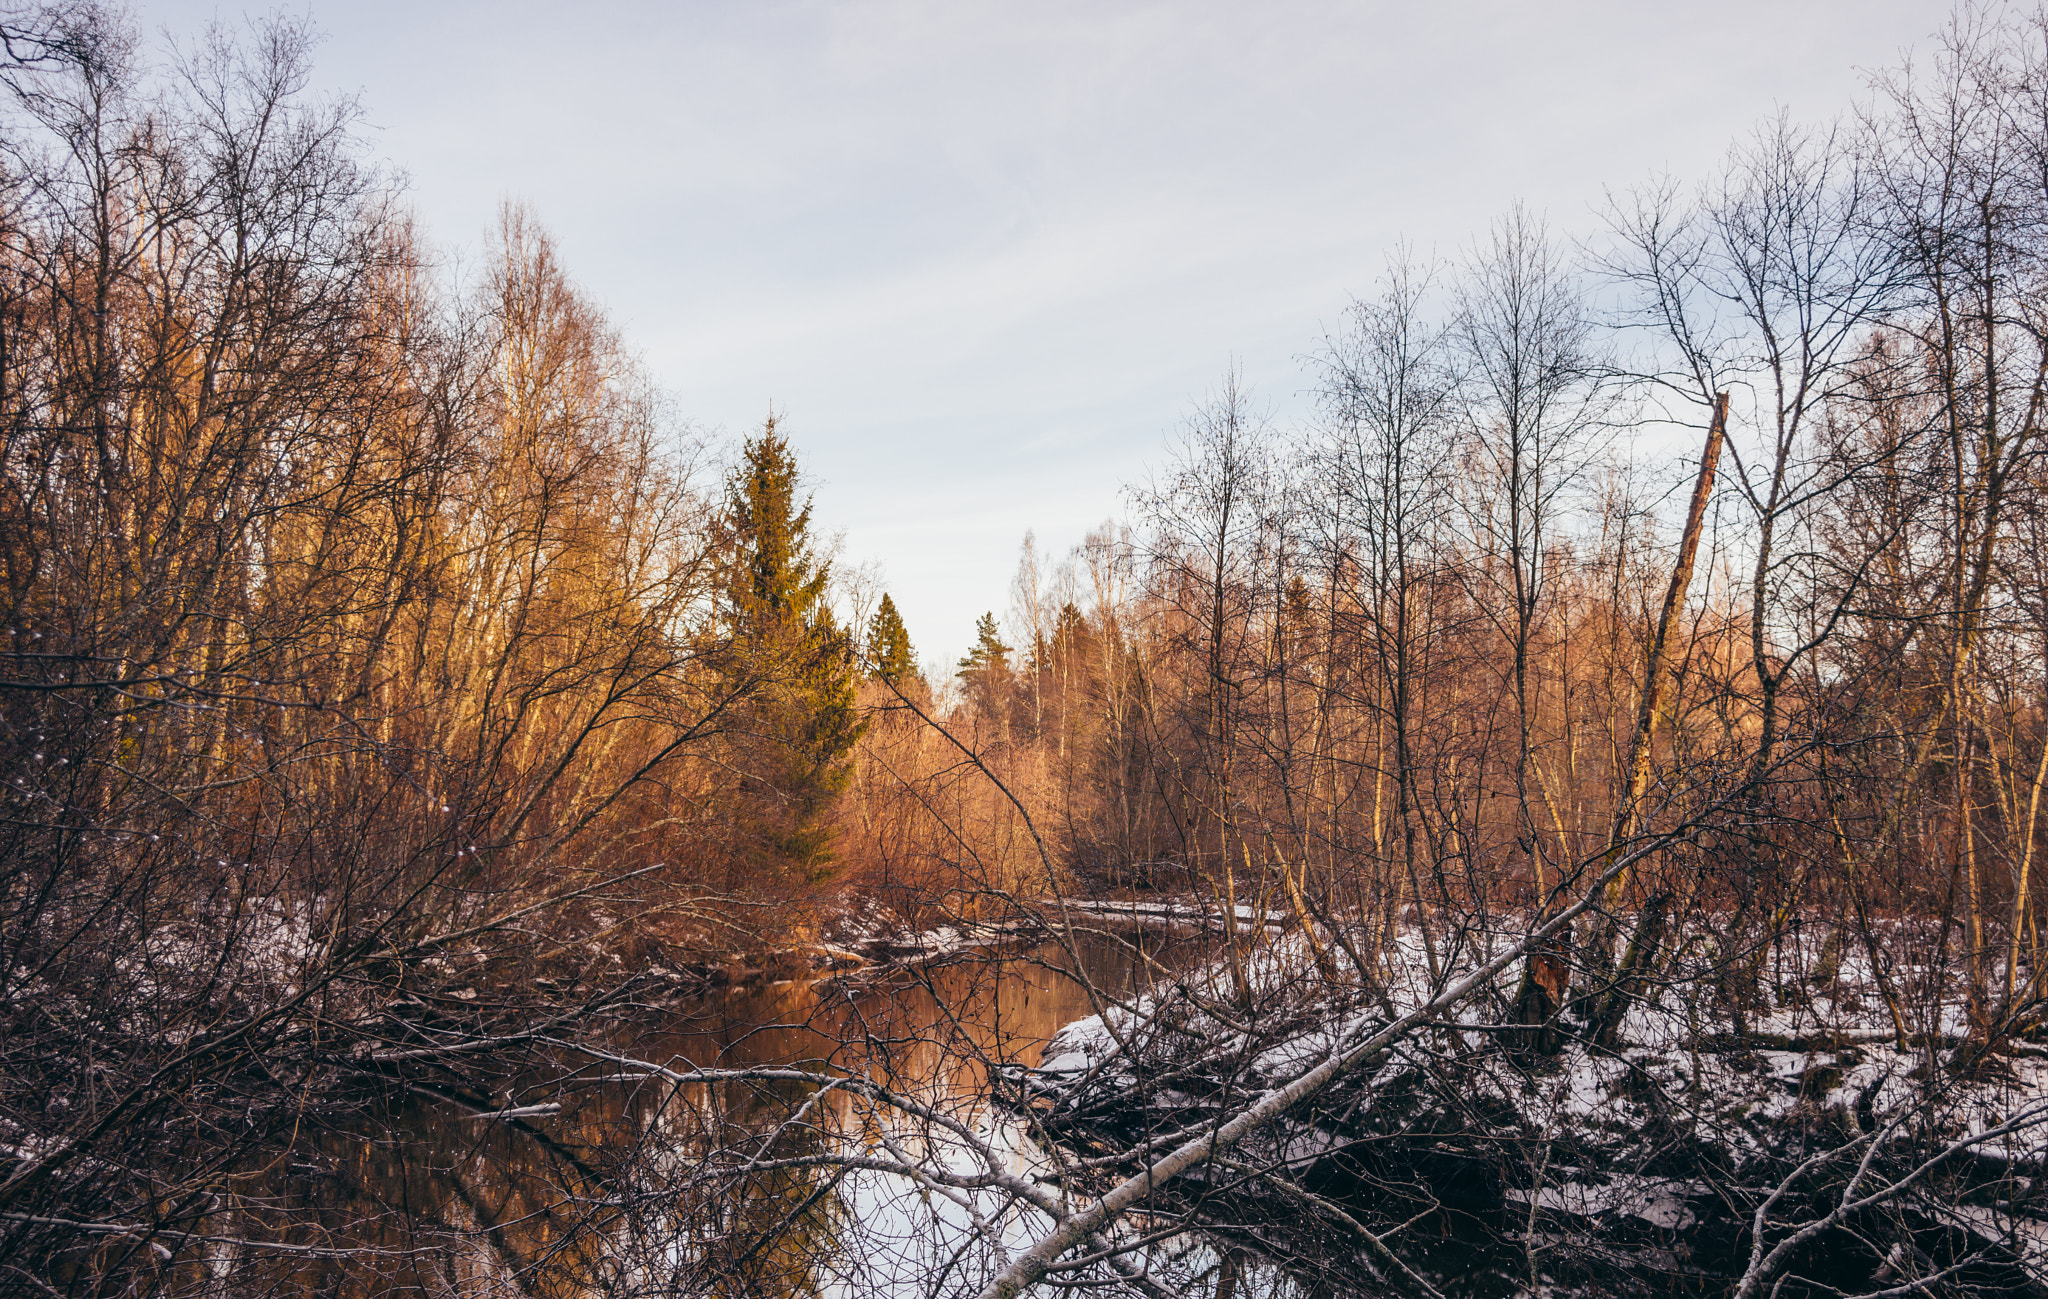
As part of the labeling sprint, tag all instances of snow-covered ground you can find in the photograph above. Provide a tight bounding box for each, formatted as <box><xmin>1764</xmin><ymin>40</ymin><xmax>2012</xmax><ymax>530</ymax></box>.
<box><xmin>1011</xmin><ymin>916</ymin><xmax>2048</xmax><ymax>1295</ymax></box>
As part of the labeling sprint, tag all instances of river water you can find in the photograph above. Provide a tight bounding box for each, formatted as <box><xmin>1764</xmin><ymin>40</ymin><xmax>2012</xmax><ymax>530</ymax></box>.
<box><xmin>263</xmin><ymin>929</ymin><xmax>1299</xmax><ymax>1298</ymax></box>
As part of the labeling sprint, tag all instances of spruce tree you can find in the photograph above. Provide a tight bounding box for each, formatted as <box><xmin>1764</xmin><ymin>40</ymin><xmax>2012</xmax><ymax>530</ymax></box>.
<box><xmin>715</xmin><ymin>418</ymin><xmax>864</xmax><ymax>882</ymax></box>
<box><xmin>865</xmin><ymin>592</ymin><xmax>917</xmax><ymax>686</ymax></box>
<box><xmin>1051</xmin><ymin>600</ymin><xmax>1089</xmax><ymax>661</ymax></box>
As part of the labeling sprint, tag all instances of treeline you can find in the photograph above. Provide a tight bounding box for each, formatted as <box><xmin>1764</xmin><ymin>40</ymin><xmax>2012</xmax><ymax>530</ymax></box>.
<box><xmin>898</xmin><ymin>8</ymin><xmax>2048</xmax><ymax>1046</ymax></box>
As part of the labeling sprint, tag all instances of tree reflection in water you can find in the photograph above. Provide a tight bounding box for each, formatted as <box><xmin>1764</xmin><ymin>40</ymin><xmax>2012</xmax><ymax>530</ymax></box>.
<box><xmin>219</xmin><ymin>930</ymin><xmax>1253</xmax><ymax>1299</ymax></box>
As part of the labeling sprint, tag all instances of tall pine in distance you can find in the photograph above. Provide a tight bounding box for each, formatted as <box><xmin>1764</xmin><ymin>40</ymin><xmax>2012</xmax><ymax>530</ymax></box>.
<box><xmin>956</xmin><ymin>612</ymin><xmax>1015</xmax><ymax>726</ymax></box>
<box><xmin>957</xmin><ymin>612</ymin><xmax>1012</xmax><ymax>677</ymax></box>
<box><xmin>714</xmin><ymin>417</ymin><xmax>864</xmax><ymax>884</ymax></box>
<box><xmin>866</xmin><ymin>593</ymin><xmax>918</xmax><ymax>687</ymax></box>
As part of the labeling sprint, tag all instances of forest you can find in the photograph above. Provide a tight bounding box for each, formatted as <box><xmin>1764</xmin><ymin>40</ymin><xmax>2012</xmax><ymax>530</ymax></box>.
<box><xmin>3</xmin><ymin>2</ymin><xmax>2048</xmax><ymax>1297</ymax></box>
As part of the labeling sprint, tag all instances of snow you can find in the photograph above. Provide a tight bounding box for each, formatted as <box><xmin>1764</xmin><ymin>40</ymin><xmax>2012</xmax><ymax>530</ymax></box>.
<box><xmin>1010</xmin><ymin>912</ymin><xmax>2048</xmax><ymax>1290</ymax></box>
<box><xmin>1504</xmin><ymin>1174</ymin><xmax>1705</xmax><ymax>1231</ymax></box>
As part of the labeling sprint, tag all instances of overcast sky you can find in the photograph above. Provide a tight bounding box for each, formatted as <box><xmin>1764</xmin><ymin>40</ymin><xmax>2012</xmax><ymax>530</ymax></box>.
<box><xmin>142</xmin><ymin>0</ymin><xmax>1951</xmax><ymax>667</ymax></box>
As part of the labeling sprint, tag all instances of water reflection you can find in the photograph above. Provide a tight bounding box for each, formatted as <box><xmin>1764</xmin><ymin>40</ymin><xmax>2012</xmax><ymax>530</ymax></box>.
<box><xmin>621</xmin><ymin>932</ymin><xmax>1177</xmax><ymax>1298</ymax></box>
<box><xmin>227</xmin><ymin>930</ymin><xmax>1211</xmax><ymax>1298</ymax></box>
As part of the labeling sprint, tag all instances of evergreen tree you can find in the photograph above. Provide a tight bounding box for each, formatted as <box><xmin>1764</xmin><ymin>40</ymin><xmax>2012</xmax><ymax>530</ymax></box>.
<box><xmin>956</xmin><ymin>612</ymin><xmax>1012</xmax><ymax>677</ymax></box>
<box><xmin>715</xmin><ymin>418</ymin><xmax>864</xmax><ymax>882</ymax></box>
<box><xmin>955</xmin><ymin>612</ymin><xmax>1015</xmax><ymax>724</ymax></box>
<box><xmin>865</xmin><ymin>592</ymin><xmax>918</xmax><ymax>686</ymax></box>
<box><xmin>1050</xmin><ymin>600</ymin><xmax>1089</xmax><ymax>662</ymax></box>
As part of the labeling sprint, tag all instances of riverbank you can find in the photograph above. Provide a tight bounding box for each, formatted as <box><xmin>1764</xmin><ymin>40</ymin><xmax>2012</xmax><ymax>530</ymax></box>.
<box><xmin>1007</xmin><ymin>921</ymin><xmax>2048</xmax><ymax>1297</ymax></box>
<box><xmin>637</xmin><ymin>892</ymin><xmax>1277</xmax><ymax>997</ymax></box>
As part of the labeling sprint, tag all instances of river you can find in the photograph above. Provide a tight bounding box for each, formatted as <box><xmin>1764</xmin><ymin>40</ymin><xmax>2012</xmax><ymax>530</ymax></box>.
<box><xmin>249</xmin><ymin>928</ymin><xmax>1308</xmax><ymax>1298</ymax></box>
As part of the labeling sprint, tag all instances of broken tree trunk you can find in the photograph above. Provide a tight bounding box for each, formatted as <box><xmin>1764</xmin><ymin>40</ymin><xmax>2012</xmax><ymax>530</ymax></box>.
<box><xmin>1519</xmin><ymin>392</ymin><xmax>1727</xmax><ymax>1055</ymax></box>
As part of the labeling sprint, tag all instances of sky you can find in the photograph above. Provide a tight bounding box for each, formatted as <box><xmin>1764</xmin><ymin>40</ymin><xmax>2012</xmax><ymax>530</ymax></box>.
<box><xmin>139</xmin><ymin>0</ymin><xmax>1953</xmax><ymax>668</ymax></box>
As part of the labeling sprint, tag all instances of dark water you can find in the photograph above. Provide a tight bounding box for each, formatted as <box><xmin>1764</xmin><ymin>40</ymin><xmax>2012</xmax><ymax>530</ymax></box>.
<box><xmin>220</xmin><ymin>933</ymin><xmax>1783</xmax><ymax>1299</ymax></box>
<box><xmin>246</xmin><ymin>932</ymin><xmax>1204</xmax><ymax>1298</ymax></box>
